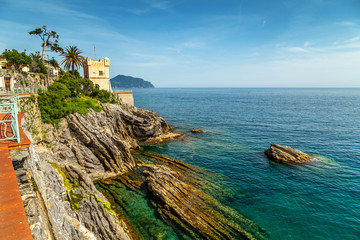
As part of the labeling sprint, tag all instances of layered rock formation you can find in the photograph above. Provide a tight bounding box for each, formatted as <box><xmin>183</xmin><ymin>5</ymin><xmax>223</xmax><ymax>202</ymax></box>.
<box><xmin>264</xmin><ymin>143</ymin><xmax>313</xmax><ymax>164</ymax></box>
<box><xmin>145</xmin><ymin>165</ymin><xmax>264</xmax><ymax>240</ymax></box>
<box><xmin>20</xmin><ymin>101</ymin><xmax>174</xmax><ymax>239</ymax></box>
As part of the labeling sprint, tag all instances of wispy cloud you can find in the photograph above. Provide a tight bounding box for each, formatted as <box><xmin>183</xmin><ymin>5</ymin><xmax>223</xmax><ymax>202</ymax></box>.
<box><xmin>346</xmin><ymin>36</ymin><xmax>360</xmax><ymax>42</ymax></box>
<box><xmin>126</xmin><ymin>8</ymin><xmax>149</xmax><ymax>15</ymax></box>
<box><xmin>147</xmin><ymin>0</ymin><xmax>170</xmax><ymax>11</ymax></box>
<box><xmin>182</xmin><ymin>41</ymin><xmax>205</xmax><ymax>49</ymax></box>
<box><xmin>284</xmin><ymin>47</ymin><xmax>310</xmax><ymax>53</ymax></box>
<box><xmin>13</xmin><ymin>0</ymin><xmax>102</xmax><ymax>21</ymax></box>
<box><xmin>125</xmin><ymin>0</ymin><xmax>171</xmax><ymax>15</ymax></box>
<box><xmin>336</xmin><ymin>21</ymin><xmax>356</xmax><ymax>27</ymax></box>
<box><xmin>281</xmin><ymin>41</ymin><xmax>321</xmax><ymax>54</ymax></box>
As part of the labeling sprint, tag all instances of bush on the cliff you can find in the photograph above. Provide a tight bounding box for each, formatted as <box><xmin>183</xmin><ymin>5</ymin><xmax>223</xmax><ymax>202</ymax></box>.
<box><xmin>1</xmin><ymin>49</ymin><xmax>32</xmax><ymax>70</ymax></box>
<box><xmin>38</xmin><ymin>72</ymin><xmax>115</xmax><ymax>124</ymax></box>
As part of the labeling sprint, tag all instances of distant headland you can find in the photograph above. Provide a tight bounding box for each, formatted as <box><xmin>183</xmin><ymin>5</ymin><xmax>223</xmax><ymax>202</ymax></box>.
<box><xmin>111</xmin><ymin>75</ymin><xmax>155</xmax><ymax>89</ymax></box>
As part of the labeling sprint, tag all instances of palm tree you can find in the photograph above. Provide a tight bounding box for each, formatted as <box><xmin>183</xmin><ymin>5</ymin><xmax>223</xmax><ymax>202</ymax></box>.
<box><xmin>60</xmin><ymin>46</ymin><xmax>84</xmax><ymax>75</ymax></box>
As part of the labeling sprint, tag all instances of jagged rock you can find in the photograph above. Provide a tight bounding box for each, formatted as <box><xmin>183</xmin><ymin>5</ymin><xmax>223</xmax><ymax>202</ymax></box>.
<box><xmin>144</xmin><ymin>165</ymin><xmax>268</xmax><ymax>240</ymax></box>
<box><xmin>264</xmin><ymin>143</ymin><xmax>313</xmax><ymax>163</ymax></box>
<box><xmin>191</xmin><ymin>128</ymin><xmax>204</xmax><ymax>133</ymax></box>
<box><xmin>57</xmin><ymin>102</ymin><xmax>173</xmax><ymax>175</ymax></box>
<box><xmin>22</xmin><ymin>144</ymin><xmax>98</xmax><ymax>240</ymax></box>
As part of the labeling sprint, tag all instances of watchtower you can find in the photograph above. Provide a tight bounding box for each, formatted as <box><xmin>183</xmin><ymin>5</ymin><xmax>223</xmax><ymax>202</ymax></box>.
<box><xmin>83</xmin><ymin>57</ymin><xmax>112</xmax><ymax>91</ymax></box>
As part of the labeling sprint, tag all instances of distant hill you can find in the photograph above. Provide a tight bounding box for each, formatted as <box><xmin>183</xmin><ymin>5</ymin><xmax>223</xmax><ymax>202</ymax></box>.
<box><xmin>110</xmin><ymin>75</ymin><xmax>155</xmax><ymax>89</ymax></box>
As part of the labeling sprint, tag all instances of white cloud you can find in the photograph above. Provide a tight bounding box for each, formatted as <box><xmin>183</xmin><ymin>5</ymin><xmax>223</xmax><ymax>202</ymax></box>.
<box><xmin>346</xmin><ymin>36</ymin><xmax>360</xmax><ymax>42</ymax></box>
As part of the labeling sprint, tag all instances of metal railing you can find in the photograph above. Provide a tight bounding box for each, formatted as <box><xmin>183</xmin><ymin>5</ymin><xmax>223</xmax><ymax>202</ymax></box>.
<box><xmin>0</xmin><ymin>88</ymin><xmax>38</xmax><ymax>95</ymax></box>
<box><xmin>111</xmin><ymin>89</ymin><xmax>133</xmax><ymax>93</ymax></box>
<box><xmin>0</xmin><ymin>95</ymin><xmax>20</xmax><ymax>143</ymax></box>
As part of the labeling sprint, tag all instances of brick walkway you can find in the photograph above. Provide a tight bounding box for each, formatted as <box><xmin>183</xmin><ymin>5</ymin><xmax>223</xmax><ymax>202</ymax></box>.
<box><xmin>0</xmin><ymin>112</ymin><xmax>33</xmax><ymax>240</ymax></box>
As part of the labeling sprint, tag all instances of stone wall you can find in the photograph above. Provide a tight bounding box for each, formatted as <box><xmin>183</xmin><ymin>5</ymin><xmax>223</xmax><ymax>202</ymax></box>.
<box><xmin>0</xmin><ymin>68</ymin><xmax>57</xmax><ymax>91</ymax></box>
<box><xmin>115</xmin><ymin>92</ymin><xmax>134</xmax><ymax>106</ymax></box>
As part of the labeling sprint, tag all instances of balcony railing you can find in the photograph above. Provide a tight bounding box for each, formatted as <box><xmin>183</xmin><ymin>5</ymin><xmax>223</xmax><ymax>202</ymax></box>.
<box><xmin>0</xmin><ymin>95</ymin><xmax>20</xmax><ymax>143</ymax></box>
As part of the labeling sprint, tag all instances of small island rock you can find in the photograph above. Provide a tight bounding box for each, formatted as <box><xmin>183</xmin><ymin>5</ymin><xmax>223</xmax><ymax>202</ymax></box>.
<box><xmin>264</xmin><ymin>143</ymin><xmax>313</xmax><ymax>164</ymax></box>
<box><xmin>191</xmin><ymin>128</ymin><xmax>204</xmax><ymax>133</ymax></box>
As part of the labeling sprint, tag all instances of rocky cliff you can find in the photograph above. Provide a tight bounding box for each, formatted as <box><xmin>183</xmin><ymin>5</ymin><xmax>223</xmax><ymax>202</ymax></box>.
<box><xmin>18</xmin><ymin>100</ymin><xmax>173</xmax><ymax>240</ymax></box>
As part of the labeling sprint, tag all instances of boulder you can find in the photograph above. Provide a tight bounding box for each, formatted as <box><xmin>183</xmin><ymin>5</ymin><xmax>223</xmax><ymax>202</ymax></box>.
<box><xmin>264</xmin><ymin>143</ymin><xmax>313</xmax><ymax>164</ymax></box>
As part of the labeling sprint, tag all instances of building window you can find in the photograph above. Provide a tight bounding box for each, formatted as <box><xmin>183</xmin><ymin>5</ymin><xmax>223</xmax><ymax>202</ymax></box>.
<box><xmin>99</xmin><ymin>71</ymin><xmax>103</xmax><ymax>76</ymax></box>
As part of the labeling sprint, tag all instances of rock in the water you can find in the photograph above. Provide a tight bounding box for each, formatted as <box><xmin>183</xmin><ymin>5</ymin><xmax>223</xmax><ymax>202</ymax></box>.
<box><xmin>145</xmin><ymin>132</ymin><xmax>184</xmax><ymax>143</ymax></box>
<box><xmin>264</xmin><ymin>143</ymin><xmax>312</xmax><ymax>163</ymax></box>
<box><xmin>191</xmin><ymin>128</ymin><xmax>204</xmax><ymax>133</ymax></box>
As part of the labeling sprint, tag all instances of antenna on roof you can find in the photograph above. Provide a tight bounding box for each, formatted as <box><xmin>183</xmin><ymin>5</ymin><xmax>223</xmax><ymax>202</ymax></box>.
<box><xmin>94</xmin><ymin>45</ymin><xmax>96</xmax><ymax>60</ymax></box>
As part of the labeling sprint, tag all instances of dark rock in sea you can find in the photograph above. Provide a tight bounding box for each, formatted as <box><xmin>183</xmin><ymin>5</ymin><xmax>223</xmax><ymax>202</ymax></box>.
<box><xmin>264</xmin><ymin>143</ymin><xmax>313</xmax><ymax>164</ymax></box>
<box><xmin>190</xmin><ymin>128</ymin><xmax>204</xmax><ymax>133</ymax></box>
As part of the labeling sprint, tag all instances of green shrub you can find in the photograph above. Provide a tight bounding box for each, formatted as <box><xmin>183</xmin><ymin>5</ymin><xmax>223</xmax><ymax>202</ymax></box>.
<box><xmin>38</xmin><ymin>73</ymin><xmax>114</xmax><ymax>124</ymax></box>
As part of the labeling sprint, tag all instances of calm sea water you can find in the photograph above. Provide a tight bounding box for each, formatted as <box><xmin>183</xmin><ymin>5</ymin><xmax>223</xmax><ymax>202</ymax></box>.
<box><xmin>131</xmin><ymin>88</ymin><xmax>360</xmax><ymax>240</ymax></box>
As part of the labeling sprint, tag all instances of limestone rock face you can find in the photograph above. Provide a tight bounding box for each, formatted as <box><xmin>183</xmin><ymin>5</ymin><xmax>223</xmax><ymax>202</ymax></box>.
<box><xmin>264</xmin><ymin>143</ymin><xmax>313</xmax><ymax>163</ymax></box>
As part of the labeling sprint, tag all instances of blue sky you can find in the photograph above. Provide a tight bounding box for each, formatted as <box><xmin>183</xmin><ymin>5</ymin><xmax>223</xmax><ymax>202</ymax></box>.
<box><xmin>1</xmin><ymin>0</ymin><xmax>360</xmax><ymax>87</ymax></box>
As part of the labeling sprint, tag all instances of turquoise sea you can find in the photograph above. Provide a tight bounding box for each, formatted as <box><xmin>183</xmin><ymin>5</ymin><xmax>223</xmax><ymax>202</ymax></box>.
<box><xmin>117</xmin><ymin>88</ymin><xmax>360</xmax><ymax>239</ymax></box>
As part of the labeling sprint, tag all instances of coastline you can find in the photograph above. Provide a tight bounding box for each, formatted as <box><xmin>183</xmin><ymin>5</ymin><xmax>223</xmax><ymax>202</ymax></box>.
<box><xmin>17</xmin><ymin>97</ymin><xmax>268</xmax><ymax>240</ymax></box>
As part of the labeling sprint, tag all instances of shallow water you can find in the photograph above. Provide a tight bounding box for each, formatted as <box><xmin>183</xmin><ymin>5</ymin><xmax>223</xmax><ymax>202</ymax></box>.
<box><xmin>130</xmin><ymin>88</ymin><xmax>360</xmax><ymax>240</ymax></box>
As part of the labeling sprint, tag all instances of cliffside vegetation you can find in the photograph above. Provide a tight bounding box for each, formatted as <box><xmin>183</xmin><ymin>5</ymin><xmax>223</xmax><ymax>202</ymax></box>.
<box><xmin>38</xmin><ymin>72</ymin><xmax>116</xmax><ymax>124</ymax></box>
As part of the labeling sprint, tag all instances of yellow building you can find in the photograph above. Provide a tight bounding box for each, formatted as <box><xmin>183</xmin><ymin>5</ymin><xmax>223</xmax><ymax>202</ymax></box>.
<box><xmin>83</xmin><ymin>57</ymin><xmax>112</xmax><ymax>91</ymax></box>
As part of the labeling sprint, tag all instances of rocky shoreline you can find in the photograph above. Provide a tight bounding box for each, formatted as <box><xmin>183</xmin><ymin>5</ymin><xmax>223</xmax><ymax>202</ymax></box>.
<box><xmin>16</xmin><ymin>100</ymin><xmax>268</xmax><ymax>239</ymax></box>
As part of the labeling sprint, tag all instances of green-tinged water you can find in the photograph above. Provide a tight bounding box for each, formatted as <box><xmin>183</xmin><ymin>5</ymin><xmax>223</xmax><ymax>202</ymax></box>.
<box><xmin>97</xmin><ymin>180</ymin><xmax>182</xmax><ymax>240</ymax></box>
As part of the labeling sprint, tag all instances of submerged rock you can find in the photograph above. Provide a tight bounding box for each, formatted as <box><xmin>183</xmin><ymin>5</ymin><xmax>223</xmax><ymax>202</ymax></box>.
<box><xmin>145</xmin><ymin>132</ymin><xmax>184</xmax><ymax>143</ymax></box>
<box><xmin>144</xmin><ymin>164</ymin><xmax>268</xmax><ymax>240</ymax></box>
<box><xmin>264</xmin><ymin>143</ymin><xmax>313</xmax><ymax>164</ymax></box>
<box><xmin>191</xmin><ymin>128</ymin><xmax>204</xmax><ymax>133</ymax></box>
<box><xmin>108</xmin><ymin>153</ymin><xmax>269</xmax><ymax>240</ymax></box>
